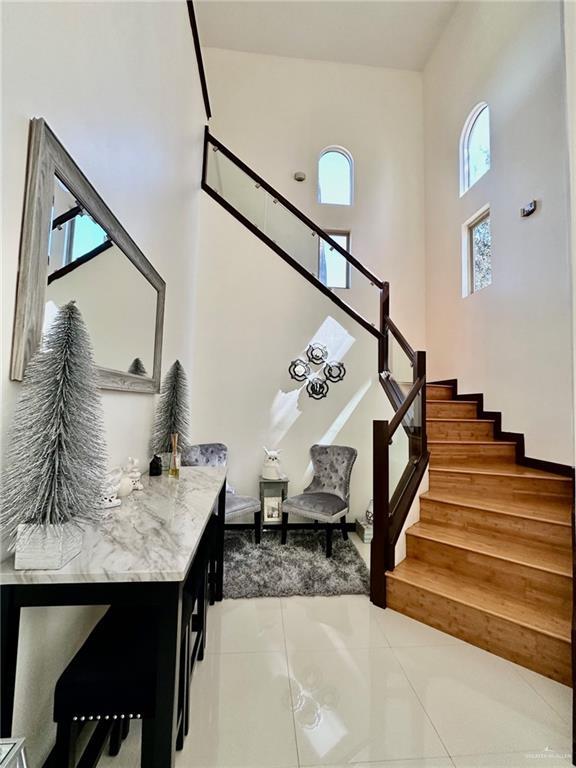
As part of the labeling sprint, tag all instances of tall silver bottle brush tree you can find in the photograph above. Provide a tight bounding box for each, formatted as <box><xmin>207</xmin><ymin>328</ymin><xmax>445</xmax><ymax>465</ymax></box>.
<box><xmin>1</xmin><ymin>302</ymin><xmax>107</xmax><ymax>569</ymax></box>
<box><xmin>150</xmin><ymin>360</ymin><xmax>191</xmax><ymax>464</ymax></box>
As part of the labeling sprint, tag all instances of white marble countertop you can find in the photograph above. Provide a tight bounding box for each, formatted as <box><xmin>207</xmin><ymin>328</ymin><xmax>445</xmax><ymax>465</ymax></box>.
<box><xmin>0</xmin><ymin>466</ymin><xmax>226</xmax><ymax>585</ymax></box>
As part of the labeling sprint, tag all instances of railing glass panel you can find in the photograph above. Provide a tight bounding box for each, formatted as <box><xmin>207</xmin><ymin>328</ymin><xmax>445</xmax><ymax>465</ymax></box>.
<box><xmin>388</xmin><ymin>424</ymin><xmax>410</xmax><ymax>503</ymax></box>
<box><xmin>388</xmin><ymin>384</ymin><xmax>423</xmax><ymax>498</ymax></box>
<box><xmin>205</xmin><ymin>141</ymin><xmax>380</xmax><ymax>327</ymax></box>
<box><xmin>387</xmin><ymin>332</ymin><xmax>414</xmax><ymax>396</ymax></box>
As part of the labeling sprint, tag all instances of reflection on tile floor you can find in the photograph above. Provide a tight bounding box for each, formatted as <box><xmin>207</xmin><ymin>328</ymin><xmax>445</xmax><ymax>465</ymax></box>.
<box><xmin>100</xmin><ymin>546</ymin><xmax>572</xmax><ymax>767</ymax></box>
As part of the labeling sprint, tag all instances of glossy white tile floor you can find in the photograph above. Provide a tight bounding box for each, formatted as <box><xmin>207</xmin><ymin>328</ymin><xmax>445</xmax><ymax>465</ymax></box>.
<box><xmin>101</xmin><ymin>538</ymin><xmax>572</xmax><ymax>768</ymax></box>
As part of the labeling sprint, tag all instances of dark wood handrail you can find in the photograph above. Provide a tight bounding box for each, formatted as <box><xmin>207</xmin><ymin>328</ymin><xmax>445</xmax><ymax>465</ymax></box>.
<box><xmin>52</xmin><ymin>205</ymin><xmax>83</xmax><ymax>230</ymax></box>
<box><xmin>206</xmin><ymin>132</ymin><xmax>385</xmax><ymax>289</ymax></box>
<box><xmin>47</xmin><ymin>240</ymin><xmax>114</xmax><ymax>285</ymax></box>
<box><xmin>187</xmin><ymin>2</ymin><xmax>211</xmax><ymax>120</ymax></box>
<box><xmin>202</xmin><ymin>182</ymin><xmax>383</xmax><ymax>340</ymax></box>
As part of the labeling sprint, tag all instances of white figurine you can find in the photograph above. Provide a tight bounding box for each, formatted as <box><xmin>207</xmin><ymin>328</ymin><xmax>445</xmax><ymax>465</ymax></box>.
<box><xmin>261</xmin><ymin>447</ymin><xmax>285</xmax><ymax>480</ymax></box>
<box><xmin>112</xmin><ymin>459</ymin><xmax>143</xmax><ymax>498</ymax></box>
<box><xmin>124</xmin><ymin>456</ymin><xmax>144</xmax><ymax>492</ymax></box>
<box><xmin>98</xmin><ymin>468</ymin><xmax>123</xmax><ymax>508</ymax></box>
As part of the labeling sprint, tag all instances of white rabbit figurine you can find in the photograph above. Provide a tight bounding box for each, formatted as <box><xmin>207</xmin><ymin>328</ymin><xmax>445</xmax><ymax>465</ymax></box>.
<box><xmin>261</xmin><ymin>447</ymin><xmax>285</xmax><ymax>480</ymax></box>
<box><xmin>98</xmin><ymin>468</ymin><xmax>123</xmax><ymax>509</ymax></box>
<box><xmin>124</xmin><ymin>456</ymin><xmax>144</xmax><ymax>492</ymax></box>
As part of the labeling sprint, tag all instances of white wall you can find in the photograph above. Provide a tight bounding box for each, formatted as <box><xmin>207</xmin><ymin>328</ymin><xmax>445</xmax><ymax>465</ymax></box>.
<box><xmin>193</xmin><ymin>196</ymin><xmax>393</xmax><ymax>519</ymax></box>
<box><xmin>423</xmin><ymin>0</ymin><xmax>573</xmax><ymax>465</ymax></box>
<box><xmin>191</xmin><ymin>49</ymin><xmax>426</xmax><ymax>514</ymax></box>
<box><xmin>1</xmin><ymin>2</ymin><xmax>205</xmax><ymax>763</ymax></box>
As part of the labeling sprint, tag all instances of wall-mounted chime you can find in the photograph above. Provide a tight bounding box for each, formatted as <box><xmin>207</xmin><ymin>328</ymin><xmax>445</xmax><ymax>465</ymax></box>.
<box><xmin>288</xmin><ymin>343</ymin><xmax>346</xmax><ymax>400</ymax></box>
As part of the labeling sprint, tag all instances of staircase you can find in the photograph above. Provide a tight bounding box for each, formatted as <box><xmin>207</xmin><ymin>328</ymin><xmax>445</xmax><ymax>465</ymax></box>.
<box><xmin>200</xmin><ymin>131</ymin><xmax>573</xmax><ymax>687</ymax></box>
<box><xmin>387</xmin><ymin>382</ymin><xmax>573</xmax><ymax>685</ymax></box>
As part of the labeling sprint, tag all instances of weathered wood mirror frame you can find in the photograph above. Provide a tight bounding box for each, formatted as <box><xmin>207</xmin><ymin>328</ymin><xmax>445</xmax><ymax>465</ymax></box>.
<box><xmin>10</xmin><ymin>118</ymin><xmax>165</xmax><ymax>393</ymax></box>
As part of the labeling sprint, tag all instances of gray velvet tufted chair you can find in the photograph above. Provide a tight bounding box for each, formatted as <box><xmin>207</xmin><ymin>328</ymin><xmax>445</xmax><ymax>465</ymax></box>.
<box><xmin>281</xmin><ymin>444</ymin><xmax>357</xmax><ymax>557</ymax></box>
<box><xmin>181</xmin><ymin>443</ymin><xmax>262</xmax><ymax>543</ymax></box>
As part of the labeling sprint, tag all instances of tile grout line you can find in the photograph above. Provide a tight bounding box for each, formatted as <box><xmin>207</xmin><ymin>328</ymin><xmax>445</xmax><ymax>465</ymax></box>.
<box><xmin>388</xmin><ymin>643</ymin><xmax>454</xmax><ymax>761</ymax></box>
<box><xmin>280</xmin><ymin>597</ymin><xmax>304</xmax><ymax>768</ymax></box>
<box><xmin>506</xmin><ymin>665</ymin><xmax>572</xmax><ymax>726</ymax></box>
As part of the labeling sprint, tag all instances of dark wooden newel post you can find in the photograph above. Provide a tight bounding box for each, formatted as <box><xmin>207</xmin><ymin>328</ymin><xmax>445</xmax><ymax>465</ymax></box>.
<box><xmin>370</xmin><ymin>419</ymin><xmax>389</xmax><ymax>608</ymax></box>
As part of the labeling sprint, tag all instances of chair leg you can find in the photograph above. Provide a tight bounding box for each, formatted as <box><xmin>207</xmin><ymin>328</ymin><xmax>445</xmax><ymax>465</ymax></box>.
<box><xmin>109</xmin><ymin>721</ymin><xmax>122</xmax><ymax>756</ymax></box>
<box><xmin>254</xmin><ymin>510</ymin><xmax>262</xmax><ymax>544</ymax></box>
<box><xmin>121</xmin><ymin>718</ymin><xmax>130</xmax><ymax>740</ymax></box>
<box><xmin>340</xmin><ymin>516</ymin><xmax>348</xmax><ymax>541</ymax></box>
<box><xmin>326</xmin><ymin>525</ymin><xmax>333</xmax><ymax>558</ymax></box>
<box><xmin>281</xmin><ymin>511</ymin><xmax>289</xmax><ymax>544</ymax></box>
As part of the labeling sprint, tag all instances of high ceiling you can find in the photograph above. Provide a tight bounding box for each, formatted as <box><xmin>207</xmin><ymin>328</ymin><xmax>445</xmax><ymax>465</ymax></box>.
<box><xmin>195</xmin><ymin>1</ymin><xmax>458</xmax><ymax>72</ymax></box>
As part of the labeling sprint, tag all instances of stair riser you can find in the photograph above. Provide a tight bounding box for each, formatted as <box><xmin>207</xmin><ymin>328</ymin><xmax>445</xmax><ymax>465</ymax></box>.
<box><xmin>387</xmin><ymin>578</ymin><xmax>571</xmax><ymax>685</ymax></box>
<box><xmin>406</xmin><ymin>535</ymin><xmax>572</xmax><ymax>613</ymax></box>
<box><xmin>427</xmin><ymin>421</ymin><xmax>494</xmax><ymax>441</ymax></box>
<box><xmin>429</xmin><ymin>469</ymin><xmax>572</xmax><ymax>502</ymax></box>
<box><xmin>429</xmin><ymin>443</ymin><xmax>516</xmax><ymax>466</ymax></box>
<box><xmin>420</xmin><ymin>498</ymin><xmax>571</xmax><ymax>546</ymax></box>
<box><xmin>426</xmin><ymin>385</ymin><xmax>453</xmax><ymax>401</ymax></box>
<box><xmin>427</xmin><ymin>402</ymin><xmax>478</xmax><ymax>419</ymax></box>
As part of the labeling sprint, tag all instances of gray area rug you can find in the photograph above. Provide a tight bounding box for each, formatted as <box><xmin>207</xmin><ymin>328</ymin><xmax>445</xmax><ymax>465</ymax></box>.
<box><xmin>223</xmin><ymin>530</ymin><xmax>370</xmax><ymax>599</ymax></box>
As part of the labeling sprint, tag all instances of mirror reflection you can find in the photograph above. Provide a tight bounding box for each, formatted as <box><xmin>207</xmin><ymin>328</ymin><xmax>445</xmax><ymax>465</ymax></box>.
<box><xmin>44</xmin><ymin>177</ymin><xmax>157</xmax><ymax>376</ymax></box>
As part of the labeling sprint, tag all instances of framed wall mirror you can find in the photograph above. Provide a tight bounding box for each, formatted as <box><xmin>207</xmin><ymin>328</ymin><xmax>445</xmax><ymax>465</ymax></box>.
<box><xmin>10</xmin><ymin>118</ymin><xmax>165</xmax><ymax>393</ymax></box>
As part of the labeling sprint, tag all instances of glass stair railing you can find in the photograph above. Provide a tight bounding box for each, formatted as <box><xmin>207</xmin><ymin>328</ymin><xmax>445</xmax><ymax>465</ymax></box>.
<box><xmin>202</xmin><ymin>128</ymin><xmax>429</xmax><ymax>608</ymax></box>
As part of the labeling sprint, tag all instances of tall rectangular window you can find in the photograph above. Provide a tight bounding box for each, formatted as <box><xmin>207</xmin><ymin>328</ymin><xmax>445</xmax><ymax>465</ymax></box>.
<box><xmin>318</xmin><ymin>231</ymin><xmax>350</xmax><ymax>289</ymax></box>
<box><xmin>468</xmin><ymin>211</ymin><xmax>492</xmax><ymax>293</ymax></box>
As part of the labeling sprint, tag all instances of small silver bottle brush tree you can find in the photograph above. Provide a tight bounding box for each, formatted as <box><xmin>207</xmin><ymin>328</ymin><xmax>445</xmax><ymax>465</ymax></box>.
<box><xmin>150</xmin><ymin>360</ymin><xmax>191</xmax><ymax>473</ymax></box>
<box><xmin>1</xmin><ymin>302</ymin><xmax>107</xmax><ymax>570</ymax></box>
<box><xmin>128</xmin><ymin>357</ymin><xmax>147</xmax><ymax>376</ymax></box>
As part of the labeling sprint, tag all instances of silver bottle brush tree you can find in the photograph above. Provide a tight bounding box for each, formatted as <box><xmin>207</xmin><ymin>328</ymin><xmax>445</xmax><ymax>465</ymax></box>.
<box><xmin>128</xmin><ymin>357</ymin><xmax>147</xmax><ymax>376</ymax></box>
<box><xmin>1</xmin><ymin>302</ymin><xmax>107</xmax><ymax>567</ymax></box>
<box><xmin>150</xmin><ymin>360</ymin><xmax>191</xmax><ymax>455</ymax></box>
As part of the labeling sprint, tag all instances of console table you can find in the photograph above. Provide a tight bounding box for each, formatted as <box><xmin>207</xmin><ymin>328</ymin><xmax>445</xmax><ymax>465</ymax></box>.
<box><xmin>0</xmin><ymin>466</ymin><xmax>226</xmax><ymax>768</ymax></box>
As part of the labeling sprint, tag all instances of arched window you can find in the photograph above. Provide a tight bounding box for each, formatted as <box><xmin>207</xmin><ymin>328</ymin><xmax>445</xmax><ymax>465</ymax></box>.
<box><xmin>460</xmin><ymin>103</ymin><xmax>491</xmax><ymax>195</ymax></box>
<box><xmin>318</xmin><ymin>147</ymin><xmax>353</xmax><ymax>205</ymax></box>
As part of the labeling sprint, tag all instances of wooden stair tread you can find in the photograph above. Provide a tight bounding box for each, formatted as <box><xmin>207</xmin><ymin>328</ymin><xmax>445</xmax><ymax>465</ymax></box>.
<box><xmin>428</xmin><ymin>417</ymin><xmax>495</xmax><ymax>423</ymax></box>
<box><xmin>430</xmin><ymin>462</ymin><xmax>571</xmax><ymax>482</ymax></box>
<box><xmin>428</xmin><ymin>440</ymin><xmax>516</xmax><ymax>446</ymax></box>
<box><xmin>408</xmin><ymin>521</ymin><xmax>572</xmax><ymax>575</ymax></box>
<box><xmin>421</xmin><ymin>490</ymin><xmax>572</xmax><ymax>526</ymax></box>
<box><xmin>427</xmin><ymin>399</ymin><xmax>478</xmax><ymax>405</ymax></box>
<box><xmin>388</xmin><ymin>559</ymin><xmax>571</xmax><ymax>641</ymax></box>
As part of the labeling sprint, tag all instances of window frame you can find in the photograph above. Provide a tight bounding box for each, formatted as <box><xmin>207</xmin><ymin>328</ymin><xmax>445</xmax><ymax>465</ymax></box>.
<box><xmin>317</xmin><ymin>146</ymin><xmax>354</xmax><ymax>206</ymax></box>
<box><xmin>318</xmin><ymin>229</ymin><xmax>351</xmax><ymax>289</ymax></box>
<box><xmin>460</xmin><ymin>102</ymin><xmax>490</xmax><ymax>196</ymax></box>
<box><xmin>462</xmin><ymin>205</ymin><xmax>492</xmax><ymax>296</ymax></box>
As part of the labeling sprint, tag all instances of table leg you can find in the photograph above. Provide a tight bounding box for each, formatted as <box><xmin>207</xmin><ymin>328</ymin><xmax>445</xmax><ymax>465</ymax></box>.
<box><xmin>215</xmin><ymin>483</ymin><xmax>226</xmax><ymax>602</ymax></box>
<box><xmin>141</xmin><ymin>582</ymin><xmax>182</xmax><ymax>768</ymax></box>
<box><xmin>1</xmin><ymin>586</ymin><xmax>21</xmax><ymax>737</ymax></box>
